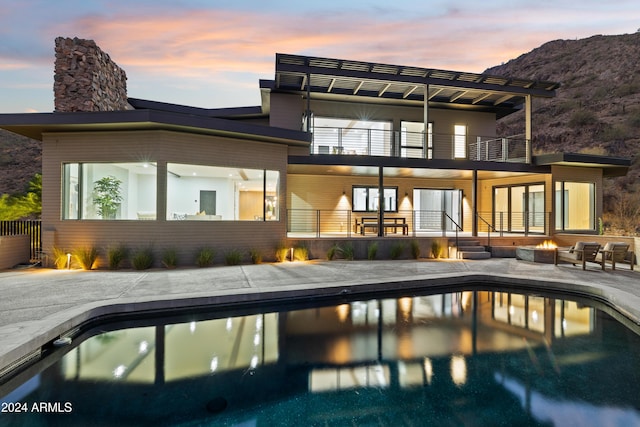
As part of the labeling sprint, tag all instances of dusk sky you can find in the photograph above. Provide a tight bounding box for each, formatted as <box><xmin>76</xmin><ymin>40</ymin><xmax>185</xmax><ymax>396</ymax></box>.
<box><xmin>1</xmin><ymin>0</ymin><xmax>639</xmax><ymax>113</ymax></box>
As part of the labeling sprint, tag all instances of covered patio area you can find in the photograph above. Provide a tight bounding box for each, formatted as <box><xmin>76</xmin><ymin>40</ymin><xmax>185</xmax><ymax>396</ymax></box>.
<box><xmin>286</xmin><ymin>159</ymin><xmax>554</xmax><ymax>240</ymax></box>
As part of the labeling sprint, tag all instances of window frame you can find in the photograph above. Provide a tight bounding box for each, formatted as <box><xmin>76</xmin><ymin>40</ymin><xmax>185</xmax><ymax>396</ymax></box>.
<box><xmin>62</xmin><ymin>162</ymin><xmax>157</xmax><ymax>221</ymax></box>
<box><xmin>352</xmin><ymin>186</ymin><xmax>398</xmax><ymax>213</ymax></box>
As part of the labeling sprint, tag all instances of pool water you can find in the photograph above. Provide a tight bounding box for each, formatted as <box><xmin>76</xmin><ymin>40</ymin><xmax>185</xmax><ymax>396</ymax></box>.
<box><xmin>1</xmin><ymin>288</ymin><xmax>640</xmax><ymax>426</ymax></box>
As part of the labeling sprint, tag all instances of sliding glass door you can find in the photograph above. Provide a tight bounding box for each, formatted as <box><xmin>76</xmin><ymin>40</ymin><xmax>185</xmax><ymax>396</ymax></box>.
<box><xmin>413</xmin><ymin>189</ymin><xmax>462</xmax><ymax>231</ymax></box>
<box><xmin>493</xmin><ymin>183</ymin><xmax>545</xmax><ymax>234</ymax></box>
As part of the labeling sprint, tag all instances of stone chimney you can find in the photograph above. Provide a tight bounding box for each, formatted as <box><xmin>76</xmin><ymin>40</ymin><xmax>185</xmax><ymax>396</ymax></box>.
<box><xmin>54</xmin><ymin>37</ymin><xmax>129</xmax><ymax>112</ymax></box>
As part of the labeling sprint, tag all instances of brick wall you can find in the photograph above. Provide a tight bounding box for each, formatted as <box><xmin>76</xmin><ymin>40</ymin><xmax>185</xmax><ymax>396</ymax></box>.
<box><xmin>54</xmin><ymin>37</ymin><xmax>129</xmax><ymax>112</ymax></box>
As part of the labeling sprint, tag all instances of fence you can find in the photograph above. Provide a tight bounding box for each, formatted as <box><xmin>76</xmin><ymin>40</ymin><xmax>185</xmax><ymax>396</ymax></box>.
<box><xmin>0</xmin><ymin>220</ymin><xmax>42</xmax><ymax>260</ymax></box>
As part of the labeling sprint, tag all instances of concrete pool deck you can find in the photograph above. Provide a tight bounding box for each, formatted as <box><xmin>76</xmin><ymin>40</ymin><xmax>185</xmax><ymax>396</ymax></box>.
<box><xmin>1</xmin><ymin>258</ymin><xmax>640</xmax><ymax>375</ymax></box>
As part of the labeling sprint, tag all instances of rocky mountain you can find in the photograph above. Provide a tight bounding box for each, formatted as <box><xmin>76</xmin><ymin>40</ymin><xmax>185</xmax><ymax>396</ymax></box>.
<box><xmin>1</xmin><ymin>32</ymin><xmax>639</xmax><ymax>201</ymax></box>
<box><xmin>0</xmin><ymin>128</ymin><xmax>41</xmax><ymax>196</ymax></box>
<box><xmin>487</xmin><ymin>31</ymin><xmax>640</xmax><ymax>193</ymax></box>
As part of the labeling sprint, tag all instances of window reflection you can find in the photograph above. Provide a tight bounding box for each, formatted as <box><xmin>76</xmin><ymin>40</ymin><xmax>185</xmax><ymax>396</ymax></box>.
<box><xmin>57</xmin><ymin>291</ymin><xmax>595</xmax><ymax>390</ymax></box>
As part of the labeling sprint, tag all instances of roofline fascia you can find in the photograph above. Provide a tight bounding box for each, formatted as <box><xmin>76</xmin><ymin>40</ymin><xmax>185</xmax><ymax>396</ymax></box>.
<box><xmin>0</xmin><ymin>110</ymin><xmax>310</xmax><ymax>145</ymax></box>
<box><xmin>276</xmin><ymin>60</ymin><xmax>557</xmax><ymax>98</ymax></box>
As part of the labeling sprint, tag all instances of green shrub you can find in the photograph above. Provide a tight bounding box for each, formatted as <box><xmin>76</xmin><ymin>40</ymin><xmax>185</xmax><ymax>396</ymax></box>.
<box><xmin>161</xmin><ymin>248</ymin><xmax>178</xmax><ymax>269</ymax></box>
<box><xmin>327</xmin><ymin>244</ymin><xmax>339</xmax><ymax>260</ymax></box>
<box><xmin>196</xmin><ymin>247</ymin><xmax>216</xmax><ymax>267</ymax></box>
<box><xmin>338</xmin><ymin>242</ymin><xmax>355</xmax><ymax>261</ymax></box>
<box><xmin>410</xmin><ymin>240</ymin><xmax>421</xmax><ymax>259</ymax></box>
<box><xmin>431</xmin><ymin>241</ymin><xmax>443</xmax><ymax>259</ymax></box>
<box><xmin>131</xmin><ymin>247</ymin><xmax>154</xmax><ymax>270</ymax></box>
<box><xmin>249</xmin><ymin>248</ymin><xmax>263</xmax><ymax>264</ymax></box>
<box><xmin>224</xmin><ymin>249</ymin><xmax>243</xmax><ymax>266</ymax></box>
<box><xmin>293</xmin><ymin>245</ymin><xmax>309</xmax><ymax>261</ymax></box>
<box><xmin>275</xmin><ymin>242</ymin><xmax>289</xmax><ymax>262</ymax></box>
<box><xmin>73</xmin><ymin>247</ymin><xmax>99</xmax><ymax>270</ymax></box>
<box><xmin>390</xmin><ymin>242</ymin><xmax>405</xmax><ymax>260</ymax></box>
<box><xmin>52</xmin><ymin>246</ymin><xmax>71</xmax><ymax>269</ymax></box>
<box><xmin>367</xmin><ymin>242</ymin><xmax>378</xmax><ymax>260</ymax></box>
<box><xmin>107</xmin><ymin>245</ymin><xmax>128</xmax><ymax>270</ymax></box>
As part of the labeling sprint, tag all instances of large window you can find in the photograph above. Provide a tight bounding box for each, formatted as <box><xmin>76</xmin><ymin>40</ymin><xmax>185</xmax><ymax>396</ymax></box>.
<box><xmin>352</xmin><ymin>186</ymin><xmax>397</xmax><ymax>212</ymax></box>
<box><xmin>493</xmin><ymin>183</ymin><xmax>545</xmax><ymax>233</ymax></box>
<box><xmin>413</xmin><ymin>189</ymin><xmax>462</xmax><ymax>231</ymax></box>
<box><xmin>166</xmin><ymin>164</ymin><xmax>279</xmax><ymax>221</ymax></box>
<box><xmin>311</xmin><ymin>117</ymin><xmax>392</xmax><ymax>156</ymax></box>
<box><xmin>555</xmin><ymin>181</ymin><xmax>595</xmax><ymax>231</ymax></box>
<box><xmin>401</xmin><ymin>121</ymin><xmax>433</xmax><ymax>159</ymax></box>
<box><xmin>62</xmin><ymin>162</ymin><xmax>157</xmax><ymax>220</ymax></box>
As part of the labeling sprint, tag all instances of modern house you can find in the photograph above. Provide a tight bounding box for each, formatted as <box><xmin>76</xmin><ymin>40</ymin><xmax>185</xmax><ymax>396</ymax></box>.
<box><xmin>0</xmin><ymin>38</ymin><xmax>631</xmax><ymax>265</ymax></box>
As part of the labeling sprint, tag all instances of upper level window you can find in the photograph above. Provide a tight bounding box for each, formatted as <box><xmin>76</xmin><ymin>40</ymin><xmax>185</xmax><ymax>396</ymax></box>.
<box><xmin>401</xmin><ymin>121</ymin><xmax>433</xmax><ymax>159</ymax></box>
<box><xmin>166</xmin><ymin>164</ymin><xmax>279</xmax><ymax>221</ymax></box>
<box><xmin>454</xmin><ymin>124</ymin><xmax>467</xmax><ymax>159</ymax></box>
<box><xmin>311</xmin><ymin>117</ymin><xmax>392</xmax><ymax>156</ymax></box>
<box><xmin>352</xmin><ymin>186</ymin><xmax>397</xmax><ymax>212</ymax></box>
<box><xmin>62</xmin><ymin>162</ymin><xmax>157</xmax><ymax>220</ymax></box>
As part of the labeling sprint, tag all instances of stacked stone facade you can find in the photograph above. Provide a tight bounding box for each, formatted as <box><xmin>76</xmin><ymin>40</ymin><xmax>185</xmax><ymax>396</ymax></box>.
<box><xmin>54</xmin><ymin>37</ymin><xmax>129</xmax><ymax>112</ymax></box>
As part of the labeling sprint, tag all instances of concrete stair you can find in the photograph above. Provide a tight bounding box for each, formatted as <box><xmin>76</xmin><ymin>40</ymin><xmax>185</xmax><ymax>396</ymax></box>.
<box><xmin>454</xmin><ymin>240</ymin><xmax>491</xmax><ymax>260</ymax></box>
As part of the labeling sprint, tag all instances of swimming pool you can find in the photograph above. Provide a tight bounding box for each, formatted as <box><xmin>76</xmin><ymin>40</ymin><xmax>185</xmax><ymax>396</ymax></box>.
<box><xmin>1</xmin><ymin>287</ymin><xmax>640</xmax><ymax>426</ymax></box>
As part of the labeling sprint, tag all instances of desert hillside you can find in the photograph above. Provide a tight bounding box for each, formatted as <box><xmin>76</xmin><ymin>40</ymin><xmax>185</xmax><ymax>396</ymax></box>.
<box><xmin>487</xmin><ymin>32</ymin><xmax>640</xmax><ymax>193</ymax></box>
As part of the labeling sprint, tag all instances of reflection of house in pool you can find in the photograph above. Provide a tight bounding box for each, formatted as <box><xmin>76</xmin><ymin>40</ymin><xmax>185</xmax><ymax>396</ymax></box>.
<box><xmin>0</xmin><ymin>37</ymin><xmax>631</xmax><ymax>265</ymax></box>
<box><xmin>9</xmin><ymin>290</ymin><xmax>638</xmax><ymax>425</ymax></box>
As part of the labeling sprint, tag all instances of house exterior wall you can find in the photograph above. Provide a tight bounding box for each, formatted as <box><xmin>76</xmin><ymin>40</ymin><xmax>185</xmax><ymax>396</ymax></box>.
<box><xmin>269</xmin><ymin>93</ymin><xmax>304</xmax><ymax>130</ymax></box>
<box><xmin>41</xmin><ymin>130</ymin><xmax>289</xmax><ymax>266</ymax></box>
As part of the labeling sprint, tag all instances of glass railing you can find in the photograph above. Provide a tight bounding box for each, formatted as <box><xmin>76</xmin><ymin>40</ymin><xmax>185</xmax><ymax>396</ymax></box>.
<box><xmin>310</xmin><ymin>127</ymin><xmax>530</xmax><ymax>163</ymax></box>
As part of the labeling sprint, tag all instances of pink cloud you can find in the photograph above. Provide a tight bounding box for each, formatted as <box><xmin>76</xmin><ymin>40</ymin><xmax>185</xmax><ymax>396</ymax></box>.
<box><xmin>52</xmin><ymin>5</ymin><xmax>637</xmax><ymax>80</ymax></box>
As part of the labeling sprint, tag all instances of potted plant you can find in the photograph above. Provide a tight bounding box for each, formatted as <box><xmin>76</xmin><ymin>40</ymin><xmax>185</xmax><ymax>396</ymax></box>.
<box><xmin>92</xmin><ymin>175</ymin><xmax>122</xmax><ymax>219</ymax></box>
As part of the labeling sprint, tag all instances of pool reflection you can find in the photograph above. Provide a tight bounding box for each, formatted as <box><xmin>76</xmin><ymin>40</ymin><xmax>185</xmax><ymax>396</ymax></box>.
<box><xmin>2</xmin><ymin>289</ymin><xmax>640</xmax><ymax>426</ymax></box>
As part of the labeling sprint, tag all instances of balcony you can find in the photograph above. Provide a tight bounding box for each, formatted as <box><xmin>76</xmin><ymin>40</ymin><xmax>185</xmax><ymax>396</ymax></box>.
<box><xmin>310</xmin><ymin>127</ymin><xmax>530</xmax><ymax>163</ymax></box>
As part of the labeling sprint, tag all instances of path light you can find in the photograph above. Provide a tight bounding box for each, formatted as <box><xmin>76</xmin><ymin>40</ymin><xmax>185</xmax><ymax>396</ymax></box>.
<box><xmin>66</xmin><ymin>253</ymin><xmax>72</xmax><ymax>269</ymax></box>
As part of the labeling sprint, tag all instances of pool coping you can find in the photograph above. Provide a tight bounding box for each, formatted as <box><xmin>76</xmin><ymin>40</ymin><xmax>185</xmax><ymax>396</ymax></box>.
<box><xmin>2</xmin><ymin>269</ymin><xmax>639</xmax><ymax>381</ymax></box>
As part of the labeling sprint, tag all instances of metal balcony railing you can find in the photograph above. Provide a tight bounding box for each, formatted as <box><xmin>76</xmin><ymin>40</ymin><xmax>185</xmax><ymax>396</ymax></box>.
<box><xmin>310</xmin><ymin>127</ymin><xmax>530</xmax><ymax>163</ymax></box>
<box><xmin>286</xmin><ymin>209</ymin><xmax>549</xmax><ymax>238</ymax></box>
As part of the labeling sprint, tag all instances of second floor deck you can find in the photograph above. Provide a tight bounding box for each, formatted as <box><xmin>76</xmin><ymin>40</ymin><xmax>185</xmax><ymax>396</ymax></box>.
<box><xmin>310</xmin><ymin>127</ymin><xmax>531</xmax><ymax>163</ymax></box>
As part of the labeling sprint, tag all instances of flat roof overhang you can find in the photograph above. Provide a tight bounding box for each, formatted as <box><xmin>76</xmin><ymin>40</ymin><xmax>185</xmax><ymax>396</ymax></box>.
<box><xmin>287</xmin><ymin>155</ymin><xmax>550</xmax><ymax>180</ymax></box>
<box><xmin>535</xmin><ymin>153</ymin><xmax>631</xmax><ymax>177</ymax></box>
<box><xmin>270</xmin><ymin>53</ymin><xmax>560</xmax><ymax>119</ymax></box>
<box><xmin>0</xmin><ymin>110</ymin><xmax>310</xmax><ymax>147</ymax></box>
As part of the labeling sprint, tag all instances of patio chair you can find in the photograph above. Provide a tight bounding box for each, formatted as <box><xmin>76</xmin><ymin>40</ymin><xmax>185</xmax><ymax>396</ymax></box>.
<box><xmin>554</xmin><ymin>242</ymin><xmax>602</xmax><ymax>270</ymax></box>
<box><xmin>594</xmin><ymin>242</ymin><xmax>634</xmax><ymax>271</ymax></box>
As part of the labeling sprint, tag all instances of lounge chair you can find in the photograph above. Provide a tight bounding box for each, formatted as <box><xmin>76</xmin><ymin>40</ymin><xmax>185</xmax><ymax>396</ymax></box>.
<box><xmin>594</xmin><ymin>242</ymin><xmax>634</xmax><ymax>271</ymax></box>
<box><xmin>554</xmin><ymin>242</ymin><xmax>602</xmax><ymax>270</ymax></box>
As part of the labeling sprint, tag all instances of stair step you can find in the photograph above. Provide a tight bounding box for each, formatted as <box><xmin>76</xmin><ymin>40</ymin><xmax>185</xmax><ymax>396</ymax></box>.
<box><xmin>459</xmin><ymin>251</ymin><xmax>491</xmax><ymax>260</ymax></box>
<box><xmin>458</xmin><ymin>246</ymin><xmax>486</xmax><ymax>252</ymax></box>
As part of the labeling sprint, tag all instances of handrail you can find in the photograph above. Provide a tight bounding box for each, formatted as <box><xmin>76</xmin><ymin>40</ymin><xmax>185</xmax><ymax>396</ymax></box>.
<box><xmin>476</xmin><ymin>213</ymin><xmax>497</xmax><ymax>249</ymax></box>
<box><xmin>442</xmin><ymin>212</ymin><xmax>462</xmax><ymax>252</ymax></box>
